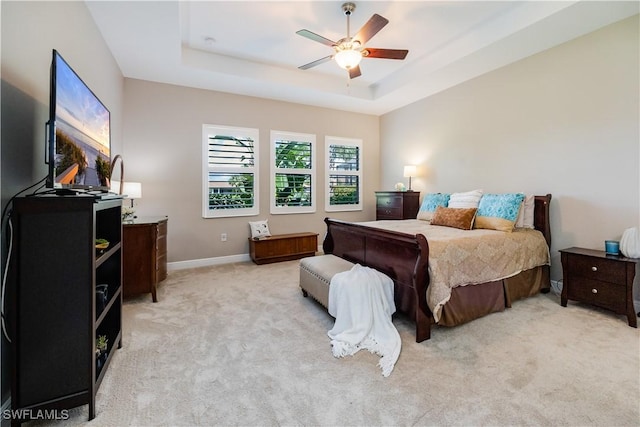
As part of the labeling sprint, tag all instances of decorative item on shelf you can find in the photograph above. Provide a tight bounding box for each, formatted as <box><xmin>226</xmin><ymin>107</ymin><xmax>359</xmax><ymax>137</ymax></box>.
<box><xmin>394</xmin><ymin>182</ymin><xmax>405</xmax><ymax>191</ymax></box>
<box><xmin>95</xmin><ymin>335</ymin><xmax>108</xmax><ymax>370</ymax></box>
<box><xmin>403</xmin><ymin>165</ymin><xmax>417</xmax><ymax>191</ymax></box>
<box><xmin>605</xmin><ymin>240</ymin><xmax>620</xmax><ymax>255</ymax></box>
<box><xmin>620</xmin><ymin>227</ymin><xmax>640</xmax><ymax>258</ymax></box>
<box><xmin>122</xmin><ymin>206</ymin><xmax>135</xmax><ymax>220</ymax></box>
<box><xmin>96</xmin><ymin>284</ymin><xmax>109</xmax><ymax>315</ymax></box>
<box><xmin>95</xmin><ymin>238</ymin><xmax>109</xmax><ymax>254</ymax></box>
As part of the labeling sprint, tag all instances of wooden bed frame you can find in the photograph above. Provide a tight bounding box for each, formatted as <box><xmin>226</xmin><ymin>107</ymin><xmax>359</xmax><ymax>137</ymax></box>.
<box><xmin>322</xmin><ymin>194</ymin><xmax>552</xmax><ymax>343</ymax></box>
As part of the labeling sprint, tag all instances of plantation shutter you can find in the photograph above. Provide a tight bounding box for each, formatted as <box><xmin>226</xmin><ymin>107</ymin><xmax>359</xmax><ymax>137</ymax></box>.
<box><xmin>202</xmin><ymin>126</ymin><xmax>259</xmax><ymax>218</ymax></box>
<box><xmin>270</xmin><ymin>131</ymin><xmax>316</xmax><ymax>214</ymax></box>
<box><xmin>325</xmin><ymin>137</ymin><xmax>362</xmax><ymax>212</ymax></box>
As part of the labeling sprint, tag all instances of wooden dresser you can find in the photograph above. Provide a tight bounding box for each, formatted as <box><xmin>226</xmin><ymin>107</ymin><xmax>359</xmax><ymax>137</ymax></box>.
<box><xmin>375</xmin><ymin>191</ymin><xmax>420</xmax><ymax>220</ymax></box>
<box><xmin>560</xmin><ymin>247</ymin><xmax>638</xmax><ymax>327</ymax></box>
<box><xmin>123</xmin><ymin>216</ymin><xmax>168</xmax><ymax>302</ymax></box>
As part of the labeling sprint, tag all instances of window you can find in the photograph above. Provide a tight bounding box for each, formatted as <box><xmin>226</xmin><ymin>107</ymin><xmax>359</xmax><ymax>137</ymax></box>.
<box><xmin>270</xmin><ymin>130</ymin><xmax>316</xmax><ymax>214</ymax></box>
<box><xmin>202</xmin><ymin>125</ymin><xmax>259</xmax><ymax>218</ymax></box>
<box><xmin>325</xmin><ymin>136</ymin><xmax>362</xmax><ymax>212</ymax></box>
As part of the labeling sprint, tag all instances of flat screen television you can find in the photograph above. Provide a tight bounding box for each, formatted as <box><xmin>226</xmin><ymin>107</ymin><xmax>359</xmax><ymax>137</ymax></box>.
<box><xmin>46</xmin><ymin>49</ymin><xmax>111</xmax><ymax>192</ymax></box>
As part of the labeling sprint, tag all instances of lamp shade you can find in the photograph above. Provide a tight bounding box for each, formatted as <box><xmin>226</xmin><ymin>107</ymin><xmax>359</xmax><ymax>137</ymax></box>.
<box><xmin>122</xmin><ymin>182</ymin><xmax>142</xmax><ymax>199</ymax></box>
<box><xmin>335</xmin><ymin>49</ymin><xmax>362</xmax><ymax>69</ymax></box>
<box><xmin>403</xmin><ymin>165</ymin><xmax>417</xmax><ymax>178</ymax></box>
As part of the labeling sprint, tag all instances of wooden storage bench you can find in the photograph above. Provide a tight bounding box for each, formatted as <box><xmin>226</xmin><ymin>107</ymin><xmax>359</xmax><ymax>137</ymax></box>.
<box><xmin>249</xmin><ymin>232</ymin><xmax>318</xmax><ymax>264</ymax></box>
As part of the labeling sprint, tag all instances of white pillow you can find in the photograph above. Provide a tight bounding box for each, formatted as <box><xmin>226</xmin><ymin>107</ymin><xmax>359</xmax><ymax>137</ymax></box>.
<box><xmin>448</xmin><ymin>189</ymin><xmax>483</xmax><ymax>209</ymax></box>
<box><xmin>249</xmin><ymin>220</ymin><xmax>271</xmax><ymax>239</ymax></box>
<box><xmin>515</xmin><ymin>194</ymin><xmax>535</xmax><ymax>229</ymax></box>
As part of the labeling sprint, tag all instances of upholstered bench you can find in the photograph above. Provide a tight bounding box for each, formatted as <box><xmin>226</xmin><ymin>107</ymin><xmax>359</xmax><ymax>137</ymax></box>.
<box><xmin>299</xmin><ymin>254</ymin><xmax>355</xmax><ymax>310</ymax></box>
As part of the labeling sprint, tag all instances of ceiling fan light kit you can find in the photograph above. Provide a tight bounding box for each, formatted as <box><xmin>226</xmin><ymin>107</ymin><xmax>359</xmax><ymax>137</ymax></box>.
<box><xmin>334</xmin><ymin>46</ymin><xmax>362</xmax><ymax>70</ymax></box>
<box><xmin>296</xmin><ymin>2</ymin><xmax>409</xmax><ymax>79</ymax></box>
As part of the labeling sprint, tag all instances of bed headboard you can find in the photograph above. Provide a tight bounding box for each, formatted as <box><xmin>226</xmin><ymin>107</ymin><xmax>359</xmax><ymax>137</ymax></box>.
<box><xmin>534</xmin><ymin>194</ymin><xmax>552</xmax><ymax>248</ymax></box>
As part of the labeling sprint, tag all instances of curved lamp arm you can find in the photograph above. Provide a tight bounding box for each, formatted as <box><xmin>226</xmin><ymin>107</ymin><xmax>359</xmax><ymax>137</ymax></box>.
<box><xmin>110</xmin><ymin>154</ymin><xmax>124</xmax><ymax>194</ymax></box>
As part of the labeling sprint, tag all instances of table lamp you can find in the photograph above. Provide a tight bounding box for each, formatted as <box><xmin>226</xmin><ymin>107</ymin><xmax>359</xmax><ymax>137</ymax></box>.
<box><xmin>403</xmin><ymin>165</ymin><xmax>417</xmax><ymax>191</ymax></box>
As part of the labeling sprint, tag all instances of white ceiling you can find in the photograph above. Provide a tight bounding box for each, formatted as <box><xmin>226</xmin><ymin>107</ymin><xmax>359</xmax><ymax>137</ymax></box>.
<box><xmin>86</xmin><ymin>1</ymin><xmax>639</xmax><ymax>116</ymax></box>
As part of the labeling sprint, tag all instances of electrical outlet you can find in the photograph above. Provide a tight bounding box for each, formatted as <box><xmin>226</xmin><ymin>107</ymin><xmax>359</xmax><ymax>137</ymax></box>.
<box><xmin>220</xmin><ymin>233</ymin><xmax>227</xmax><ymax>242</ymax></box>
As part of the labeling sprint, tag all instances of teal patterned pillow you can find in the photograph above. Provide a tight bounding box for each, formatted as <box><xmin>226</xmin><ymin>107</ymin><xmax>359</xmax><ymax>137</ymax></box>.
<box><xmin>417</xmin><ymin>193</ymin><xmax>450</xmax><ymax>221</ymax></box>
<box><xmin>475</xmin><ymin>193</ymin><xmax>525</xmax><ymax>232</ymax></box>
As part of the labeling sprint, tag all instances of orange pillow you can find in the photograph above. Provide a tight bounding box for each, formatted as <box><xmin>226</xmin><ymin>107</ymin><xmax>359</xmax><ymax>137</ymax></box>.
<box><xmin>430</xmin><ymin>206</ymin><xmax>477</xmax><ymax>230</ymax></box>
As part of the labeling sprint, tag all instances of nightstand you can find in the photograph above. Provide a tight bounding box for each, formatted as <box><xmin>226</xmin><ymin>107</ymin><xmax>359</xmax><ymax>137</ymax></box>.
<box><xmin>375</xmin><ymin>191</ymin><xmax>420</xmax><ymax>220</ymax></box>
<box><xmin>560</xmin><ymin>247</ymin><xmax>638</xmax><ymax>327</ymax></box>
<box><xmin>123</xmin><ymin>216</ymin><xmax>168</xmax><ymax>302</ymax></box>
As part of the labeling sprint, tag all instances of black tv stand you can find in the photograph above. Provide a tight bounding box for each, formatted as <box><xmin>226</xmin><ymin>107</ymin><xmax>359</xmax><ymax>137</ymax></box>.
<box><xmin>11</xmin><ymin>196</ymin><xmax>123</xmax><ymax>422</ymax></box>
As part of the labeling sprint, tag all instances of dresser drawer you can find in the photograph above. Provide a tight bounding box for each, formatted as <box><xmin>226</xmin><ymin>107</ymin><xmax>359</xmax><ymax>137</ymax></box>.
<box><xmin>567</xmin><ymin>277</ymin><xmax>626</xmax><ymax>313</ymax></box>
<box><xmin>567</xmin><ymin>254</ymin><xmax>626</xmax><ymax>284</ymax></box>
<box><xmin>377</xmin><ymin>195</ymin><xmax>402</xmax><ymax>209</ymax></box>
<box><xmin>376</xmin><ymin>207</ymin><xmax>402</xmax><ymax>219</ymax></box>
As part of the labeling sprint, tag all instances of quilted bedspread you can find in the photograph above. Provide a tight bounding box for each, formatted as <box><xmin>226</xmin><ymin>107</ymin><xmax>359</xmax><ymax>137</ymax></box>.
<box><xmin>356</xmin><ymin>220</ymin><xmax>551</xmax><ymax>322</ymax></box>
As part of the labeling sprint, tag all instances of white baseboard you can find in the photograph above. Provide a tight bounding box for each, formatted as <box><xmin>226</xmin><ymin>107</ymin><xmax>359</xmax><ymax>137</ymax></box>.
<box><xmin>168</xmin><ymin>253</ymin><xmax>251</xmax><ymax>271</ymax></box>
<box><xmin>168</xmin><ymin>246</ymin><xmax>325</xmax><ymax>271</ymax></box>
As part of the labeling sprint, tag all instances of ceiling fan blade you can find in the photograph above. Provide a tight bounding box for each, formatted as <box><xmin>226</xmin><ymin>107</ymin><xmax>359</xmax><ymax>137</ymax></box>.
<box><xmin>299</xmin><ymin>55</ymin><xmax>334</xmax><ymax>70</ymax></box>
<box><xmin>363</xmin><ymin>48</ymin><xmax>408</xmax><ymax>60</ymax></box>
<box><xmin>296</xmin><ymin>29</ymin><xmax>336</xmax><ymax>47</ymax></box>
<box><xmin>348</xmin><ymin>65</ymin><xmax>362</xmax><ymax>79</ymax></box>
<box><xmin>353</xmin><ymin>14</ymin><xmax>389</xmax><ymax>45</ymax></box>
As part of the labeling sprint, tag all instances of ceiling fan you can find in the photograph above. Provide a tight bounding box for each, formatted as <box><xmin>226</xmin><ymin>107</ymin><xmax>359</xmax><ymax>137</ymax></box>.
<box><xmin>296</xmin><ymin>2</ymin><xmax>408</xmax><ymax>79</ymax></box>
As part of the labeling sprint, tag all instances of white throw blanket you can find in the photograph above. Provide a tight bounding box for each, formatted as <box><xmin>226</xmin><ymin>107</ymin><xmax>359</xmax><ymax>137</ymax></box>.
<box><xmin>327</xmin><ymin>264</ymin><xmax>401</xmax><ymax>377</ymax></box>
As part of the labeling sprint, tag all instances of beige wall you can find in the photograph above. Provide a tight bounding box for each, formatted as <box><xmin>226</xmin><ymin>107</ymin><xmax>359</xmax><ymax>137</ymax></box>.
<box><xmin>122</xmin><ymin>79</ymin><xmax>379</xmax><ymax>264</ymax></box>
<box><xmin>380</xmin><ymin>16</ymin><xmax>640</xmax><ymax>288</ymax></box>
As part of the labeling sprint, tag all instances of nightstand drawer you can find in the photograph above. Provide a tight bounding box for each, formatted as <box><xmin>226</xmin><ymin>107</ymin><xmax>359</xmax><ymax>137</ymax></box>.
<box><xmin>567</xmin><ymin>277</ymin><xmax>626</xmax><ymax>313</ymax></box>
<box><xmin>567</xmin><ymin>255</ymin><xmax>626</xmax><ymax>284</ymax></box>
<box><xmin>376</xmin><ymin>207</ymin><xmax>402</xmax><ymax>219</ymax></box>
<box><xmin>375</xmin><ymin>191</ymin><xmax>420</xmax><ymax>220</ymax></box>
<box><xmin>377</xmin><ymin>195</ymin><xmax>402</xmax><ymax>209</ymax></box>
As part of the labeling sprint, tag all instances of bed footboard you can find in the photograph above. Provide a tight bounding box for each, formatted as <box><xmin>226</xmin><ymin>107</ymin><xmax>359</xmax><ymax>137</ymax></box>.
<box><xmin>323</xmin><ymin>218</ymin><xmax>432</xmax><ymax>342</ymax></box>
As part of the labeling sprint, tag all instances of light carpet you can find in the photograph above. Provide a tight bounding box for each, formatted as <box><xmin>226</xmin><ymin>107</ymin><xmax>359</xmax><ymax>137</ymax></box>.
<box><xmin>38</xmin><ymin>260</ymin><xmax>639</xmax><ymax>426</ymax></box>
